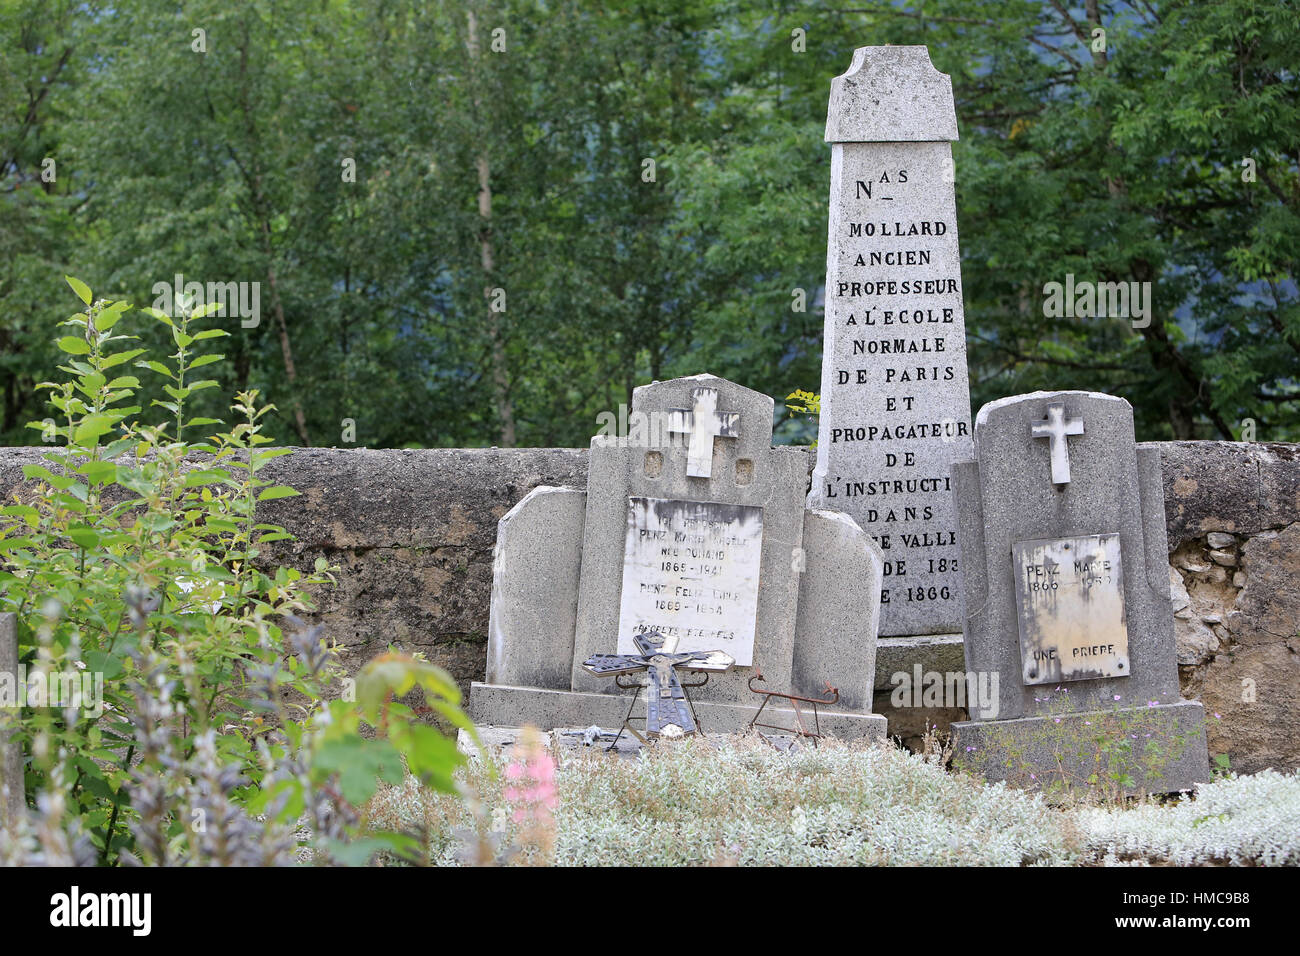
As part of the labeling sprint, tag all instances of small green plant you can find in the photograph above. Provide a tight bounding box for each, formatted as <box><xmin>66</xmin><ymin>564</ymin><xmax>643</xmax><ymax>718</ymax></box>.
<box><xmin>782</xmin><ymin>389</ymin><xmax>821</xmax><ymax>447</ymax></box>
<box><xmin>784</xmin><ymin>389</ymin><xmax>820</xmax><ymax>417</ymax></box>
<box><xmin>0</xmin><ymin>277</ymin><xmax>474</xmax><ymax>865</ymax></box>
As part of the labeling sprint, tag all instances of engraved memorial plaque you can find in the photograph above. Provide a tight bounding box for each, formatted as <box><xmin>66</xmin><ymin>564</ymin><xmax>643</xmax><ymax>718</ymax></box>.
<box><xmin>616</xmin><ymin>496</ymin><xmax>764</xmax><ymax>666</ymax></box>
<box><xmin>1012</xmin><ymin>533</ymin><xmax>1129</xmax><ymax>685</ymax></box>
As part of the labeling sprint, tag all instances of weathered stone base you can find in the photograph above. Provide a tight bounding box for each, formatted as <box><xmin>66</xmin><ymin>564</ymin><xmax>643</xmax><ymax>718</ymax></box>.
<box><xmin>469</xmin><ymin>682</ymin><xmax>887</xmax><ymax>740</ymax></box>
<box><xmin>951</xmin><ymin>699</ymin><xmax>1211</xmax><ymax>796</ymax></box>
<box><xmin>874</xmin><ymin>633</ymin><xmax>965</xmax><ymax>688</ymax></box>
<box><xmin>871</xmin><ymin>633</ymin><xmax>970</xmax><ymax>751</ymax></box>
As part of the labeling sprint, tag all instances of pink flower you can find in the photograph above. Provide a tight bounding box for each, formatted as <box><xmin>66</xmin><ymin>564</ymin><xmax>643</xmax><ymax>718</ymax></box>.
<box><xmin>503</xmin><ymin>740</ymin><xmax>559</xmax><ymax>826</ymax></box>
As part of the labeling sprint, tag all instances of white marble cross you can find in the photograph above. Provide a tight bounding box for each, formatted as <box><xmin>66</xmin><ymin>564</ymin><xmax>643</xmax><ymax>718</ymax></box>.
<box><xmin>1031</xmin><ymin>402</ymin><xmax>1085</xmax><ymax>485</ymax></box>
<box><xmin>666</xmin><ymin>387</ymin><xmax>740</xmax><ymax>478</ymax></box>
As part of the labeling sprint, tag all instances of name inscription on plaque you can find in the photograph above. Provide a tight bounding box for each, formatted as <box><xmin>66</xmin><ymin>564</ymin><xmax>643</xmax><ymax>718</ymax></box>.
<box><xmin>616</xmin><ymin>496</ymin><xmax>763</xmax><ymax>666</ymax></box>
<box><xmin>1012</xmin><ymin>533</ymin><xmax>1130</xmax><ymax>685</ymax></box>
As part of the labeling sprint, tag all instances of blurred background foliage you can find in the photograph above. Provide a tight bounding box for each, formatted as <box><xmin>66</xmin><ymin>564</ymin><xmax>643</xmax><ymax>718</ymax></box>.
<box><xmin>2</xmin><ymin>0</ymin><xmax>1297</xmax><ymax>448</ymax></box>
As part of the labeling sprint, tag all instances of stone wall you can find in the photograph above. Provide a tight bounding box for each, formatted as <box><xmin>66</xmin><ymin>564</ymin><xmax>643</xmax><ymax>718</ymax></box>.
<box><xmin>1159</xmin><ymin>441</ymin><xmax>1300</xmax><ymax>775</ymax></box>
<box><xmin>1</xmin><ymin>441</ymin><xmax>1296</xmax><ymax>773</ymax></box>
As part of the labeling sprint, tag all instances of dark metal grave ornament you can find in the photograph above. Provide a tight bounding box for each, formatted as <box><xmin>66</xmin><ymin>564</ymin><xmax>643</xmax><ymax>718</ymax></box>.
<box><xmin>582</xmin><ymin>630</ymin><xmax>734</xmax><ymax>747</ymax></box>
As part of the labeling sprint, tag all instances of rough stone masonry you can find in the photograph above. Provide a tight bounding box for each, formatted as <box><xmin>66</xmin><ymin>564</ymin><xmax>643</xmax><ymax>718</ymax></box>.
<box><xmin>0</xmin><ymin>441</ymin><xmax>1296</xmax><ymax>771</ymax></box>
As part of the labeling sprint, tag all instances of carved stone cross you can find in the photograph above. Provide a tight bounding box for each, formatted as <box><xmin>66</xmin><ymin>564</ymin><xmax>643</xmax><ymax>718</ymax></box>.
<box><xmin>666</xmin><ymin>387</ymin><xmax>740</xmax><ymax>478</ymax></box>
<box><xmin>1030</xmin><ymin>402</ymin><xmax>1085</xmax><ymax>485</ymax></box>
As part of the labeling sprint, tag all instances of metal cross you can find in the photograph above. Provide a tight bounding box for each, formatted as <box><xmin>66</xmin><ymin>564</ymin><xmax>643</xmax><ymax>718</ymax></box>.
<box><xmin>666</xmin><ymin>387</ymin><xmax>740</xmax><ymax>478</ymax></box>
<box><xmin>582</xmin><ymin>631</ymin><xmax>734</xmax><ymax>738</ymax></box>
<box><xmin>1030</xmin><ymin>402</ymin><xmax>1085</xmax><ymax>485</ymax></box>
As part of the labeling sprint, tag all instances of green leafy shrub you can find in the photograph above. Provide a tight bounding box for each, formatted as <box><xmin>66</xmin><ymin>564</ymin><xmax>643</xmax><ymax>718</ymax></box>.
<box><xmin>784</xmin><ymin>389</ymin><xmax>820</xmax><ymax>417</ymax></box>
<box><xmin>781</xmin><ymin>389</ymin><xmax>820</xmax><ymax>446</ymax></box>
<box><xmin>0</xmin><ymin>279</ymin><xmax>474</xmax><ymax>864</ymax></box>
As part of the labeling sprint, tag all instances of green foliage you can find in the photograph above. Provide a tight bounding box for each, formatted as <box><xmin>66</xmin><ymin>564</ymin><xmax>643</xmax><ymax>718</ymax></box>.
<box><xmin>310</xmin><ymin>652</ymin><xmax>476</xmax><ymax>807</ymax></box>
<box><xmin>782</xmin><ymin>389</ymin><xmax>820</xmax><ymax>445</ymax></box>
<box><xmin>0</xmin><ymin>279</ymin><xmax>474</xmax><ymax>864</ymax></box>
<box><xmin>1</xmin><ymin>2</ymin><xmax>1297</xmax><ymax>444</ymax></box>
<box><xmin>784</xmin><ymin>389</ymin><xmax>820</xmax><ymax>417</ymax></box>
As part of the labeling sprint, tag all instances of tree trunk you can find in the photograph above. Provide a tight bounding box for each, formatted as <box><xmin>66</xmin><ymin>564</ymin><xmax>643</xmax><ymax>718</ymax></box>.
<box><xmin>261</xmin><ymin>243</ymin><xmax>312</xmax><ymax>446</ymax></box>
<box><xmin>233</xmin><ymin>19</ymin><xmax>311</xmax><ymax>446</ymax></box>
<box><xmin>467</xmin><ymin>6</ymin><xmax>517</xmax><ymax>447</ymax></box>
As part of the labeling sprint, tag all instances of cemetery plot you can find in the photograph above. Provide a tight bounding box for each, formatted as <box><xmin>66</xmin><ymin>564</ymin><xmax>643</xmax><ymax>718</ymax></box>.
<box><xmin>473</xmin><ymin>372</ymin><xmax>886</xmax><ymax>739</ymax></box>
<box><xmin>950</xmin><ymin>390</ymin><xmax>1210</xmax><ymax>794</ymax></box>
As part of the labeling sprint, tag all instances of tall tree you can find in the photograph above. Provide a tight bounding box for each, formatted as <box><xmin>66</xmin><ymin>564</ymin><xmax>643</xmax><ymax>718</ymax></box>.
<box><xmin>2</xmin><ymin>0</ymin><xmax>1296</xmax><ymax>447</ymax></box>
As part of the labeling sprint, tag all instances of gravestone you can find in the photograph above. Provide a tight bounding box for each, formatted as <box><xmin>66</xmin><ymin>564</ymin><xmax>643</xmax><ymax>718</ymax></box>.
<box><xmin>471</xmin><ymin>373</ymin><xmax>888</xmax><ymax>738</ymax></box>
<box><xmin>808</xmin><ymin>46</ymin><xmax>974</xmax><ymax>639</ymax></box>
<box><xmin>950</xmin><ymin>391</ymin><xmax>1210</xmax><ymax>793</ymax></box>
<box><xmin>571</xmin><ymin>375</ymin><xmax>807</xmax><ymax>702</ymax></box>
<box><xmin>1</xmin><ymin>613</ymin><xmax>20</xmax><ymax>824</ymax></box>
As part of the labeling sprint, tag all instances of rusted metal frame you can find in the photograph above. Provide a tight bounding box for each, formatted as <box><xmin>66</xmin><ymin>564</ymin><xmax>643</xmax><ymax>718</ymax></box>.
<box><xmin>746</xmin><ymin>671</ymin><xmax>839</xmax><ymax>746</ymax></box>
<box><xmin>678</xmin><ymin>670</ymin><xmax>709</xmax><ymax>737</ymax></box>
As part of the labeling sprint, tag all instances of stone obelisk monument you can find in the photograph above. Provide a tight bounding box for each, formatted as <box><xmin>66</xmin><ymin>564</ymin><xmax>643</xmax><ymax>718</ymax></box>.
<box><xmin>808</xmin><ymin>46</ymin><xmax>974</xmax><ymax>637</ymax></box>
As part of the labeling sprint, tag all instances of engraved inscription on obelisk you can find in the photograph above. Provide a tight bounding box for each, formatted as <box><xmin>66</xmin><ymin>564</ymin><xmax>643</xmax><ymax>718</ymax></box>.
<box><xmin>808</xmin><ymin>46</ymin><xmax>974</xmax><ymax>637</ymax></box>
